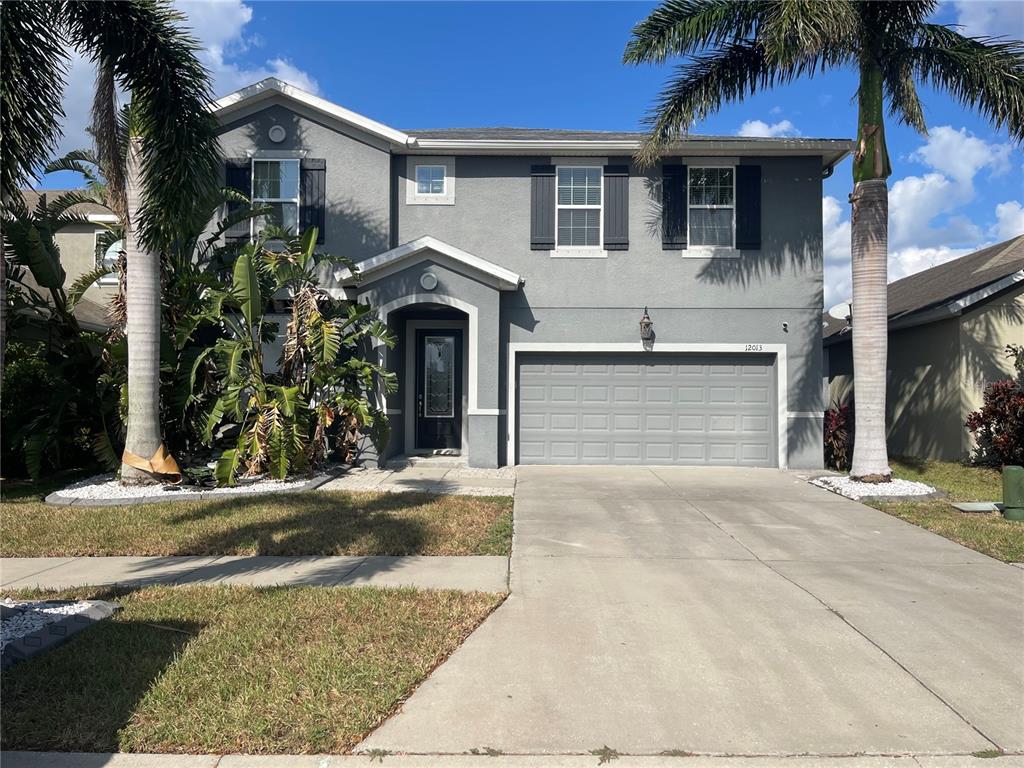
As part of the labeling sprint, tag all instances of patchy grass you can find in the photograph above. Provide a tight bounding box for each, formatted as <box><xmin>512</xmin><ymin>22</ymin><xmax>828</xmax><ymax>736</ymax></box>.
<box><xmin>0</xmin><ymin>489</ymin><xmax>513</xmax><ymax>557</ymax></box>
<box><xmin>0</xmin><ymin>584</ymin><xmax>503</xmax><ymax>754</ymax></box>
<box><xmin>864</xmin><ymin>457</ymin><xmax>1024</xmax><ymax>563</ymax></box>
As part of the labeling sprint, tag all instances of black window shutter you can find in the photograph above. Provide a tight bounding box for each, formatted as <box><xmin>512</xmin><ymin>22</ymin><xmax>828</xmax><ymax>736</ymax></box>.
<box><xmin>530</xmin><ymin>164</ymin><xmax>555</xmax><ymax>250</ymax></box>
<box><xmin>224</xmin><ymin>158</ymin><xmax>251</xmax><ymax>243</ymax></box>
<box><xmin>735</xmin><ymin>163</ymin><xmax>762</xmax><ymax>250</ymax></box>
<box><xmin>603</xmin><ymin>164</ymin><xmax>629</xmax><ymax>251</ymax></box>
<box><xmin>300</xmin><ymin>158</ymin><xmax>326</xmax><ymax>245</ymax></box>
<box><xmin>662</xmin><ymin>163</ymin><xmax>687</xmax><ymax>250</ymax></box>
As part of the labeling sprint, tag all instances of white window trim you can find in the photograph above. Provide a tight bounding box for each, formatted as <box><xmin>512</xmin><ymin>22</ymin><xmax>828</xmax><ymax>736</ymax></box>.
<box><xmin>407</xmin><ymin>156</ymin><xmax>456</xmax><ymax>205</ymax></box>
<box><xmin>415</xmin><ymin>165</ymin><xmax>447</xmax><ymax>196</ymax></box>
<box><xmin>686</xmin><ymin>164</ymin><xmax>737</xmax><ymax>256</ymax></box>
<box><xmin>250</xmin><ymin>157</ymin><xmax>301</xmax><ymax>240</ymax></box>
<box><xmin>94</xmin><ymin>230</ymin><xmax>119</xmax><ymax>285</ymax></box>
<box><xmin>554</xmin><ymin>164</ymin><xmax>604</xmax><ymax>255</ymax></box>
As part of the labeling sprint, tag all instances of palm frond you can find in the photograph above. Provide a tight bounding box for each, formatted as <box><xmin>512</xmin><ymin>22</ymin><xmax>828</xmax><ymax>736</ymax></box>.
<box><xmin>90</xmin><ymin>56</ymin><xmax>128</xmax><ymax>220</ymax></box>
<box><xmin>66</xmin><ymin>264</ymin><xmax>116</xmax><ymax>311</ymax></box>
<box><xmin>883</xmin><ymin>59</ymin><xmax>927</xmax><ymax>134</ymax></box>
<box><xmin>43</xmin><ymin>149</ymin><xmax>100</xmax><ymax>180</ymax></box>
<box><xmin>63</xmin><ymin>1</ymin><xmax>221</xmax><ymax>251</ymax></box>
<box><xmin>0</xmin><ymin>1</ymin><xmax>69</xmax><ymax>200</ymax></box>
<box><xmin>898</xmin><ymin>24</ymin><xmax>1024</xmax><ymax>141</ymax></box>
<box><xmin>624</xmin><ymin>0</ymin><xmax>767</xmax><ymax>64</ymax></box>
<box><xmin>757</xmin><ymin>0</ymin><xmax>858</xmax><ymax>68</ymax></box>
<box><xmin>636</xmin><ymin>41</ymin><xmax>844</xmax><ymax>164</ymax></box>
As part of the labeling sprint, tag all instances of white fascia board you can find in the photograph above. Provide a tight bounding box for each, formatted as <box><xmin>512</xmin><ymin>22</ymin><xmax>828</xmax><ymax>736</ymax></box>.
<box><xmin>888</xmin><ymin>270</ymin><xmax>1024</xmax><ymax>331</ymax></box>
<box><xmin>336</xmin><ymin>236</ymin><xmax>522</xmax><ymax>290</ymax></box>
<box><xmin>212</xmin><ymin>78</ymin><xmax>412</xmax><ymax>147</ymax></box>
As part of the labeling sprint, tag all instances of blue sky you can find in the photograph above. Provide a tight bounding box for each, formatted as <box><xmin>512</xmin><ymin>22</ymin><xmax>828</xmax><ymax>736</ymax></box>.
<box><xmin>46</xmin><ymin>0</ymin><xmax>1024</xmax><ymax>305</ymax></box>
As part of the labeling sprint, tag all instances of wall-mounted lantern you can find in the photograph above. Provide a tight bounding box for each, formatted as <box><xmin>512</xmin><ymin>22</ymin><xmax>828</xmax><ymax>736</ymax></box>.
<box><xmin>639</xmin><ymin>306</ymin><xmax>654</xmax><ymax>348</ymax></box>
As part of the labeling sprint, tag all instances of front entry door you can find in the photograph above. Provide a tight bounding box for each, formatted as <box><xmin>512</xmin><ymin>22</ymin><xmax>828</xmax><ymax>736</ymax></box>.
<box><xmin>415</xmin><ymin>329</ymin><xmax>463</xmax><ymax>450</ymax></box>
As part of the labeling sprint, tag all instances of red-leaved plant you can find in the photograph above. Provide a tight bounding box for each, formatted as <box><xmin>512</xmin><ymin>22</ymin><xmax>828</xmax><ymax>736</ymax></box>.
<box><xmin>965</xmin><ymin>345</ymin><xmax>1024</xmax><ymax>467</ymax></box>
<box><xmin>824</xmin><ymin>402</ymin><xmax>853</xmax><ymax>471</ymax></box>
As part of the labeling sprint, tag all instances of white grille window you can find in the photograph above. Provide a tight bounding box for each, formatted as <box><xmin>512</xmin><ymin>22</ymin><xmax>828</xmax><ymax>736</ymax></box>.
<box><xmin>415</xmin><ymin>165</ymin><xmax>446</xmax><ymax>195</ymax></box>
<box><xmin>688</xmin><ymin>167</ymin><xmax>734</xmax><ymax>248</ymax></box>
<box><xmin>251</xmin><ymin>159</ymin><xmax>300</xmax><ymax>237</ymax></box>
<box><xmin>556</xmin><ymin>166</ymin><xmax>602</xmax><ymax>247</ymax></box>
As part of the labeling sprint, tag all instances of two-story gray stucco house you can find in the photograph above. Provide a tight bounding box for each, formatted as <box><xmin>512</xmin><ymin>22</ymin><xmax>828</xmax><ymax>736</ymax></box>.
<box><xmin>214</xmin><ymin>78</ymin><xmax>853</xmax><ymax>469</ymax></box>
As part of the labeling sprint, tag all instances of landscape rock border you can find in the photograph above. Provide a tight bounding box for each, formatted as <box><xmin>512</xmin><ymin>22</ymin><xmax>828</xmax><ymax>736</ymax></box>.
<box><xmin>1</xmin><ymin>600</ymin><xmax>120</xmax><ymax>669</ymax></box>
<box><xmin>44</xmin><ymin>469</ymin><xmax>343</xmax><ymax>507</ymax></box>
<box><xmin>810</xmin><ymin>474</ymin><xmax>945</xmax><ymax>501</ymax></box>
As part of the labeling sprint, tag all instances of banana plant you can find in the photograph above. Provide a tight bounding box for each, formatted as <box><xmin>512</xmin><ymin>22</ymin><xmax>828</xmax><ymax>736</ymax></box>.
<box><xmin>201</xmin><ymin>227</ymin><xmax>395</xmax><ymax>485</ymax></box>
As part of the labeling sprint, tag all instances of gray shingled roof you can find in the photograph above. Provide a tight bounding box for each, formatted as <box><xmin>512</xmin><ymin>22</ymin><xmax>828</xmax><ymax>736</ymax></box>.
<box><xmin>19</xmin><ymin>189</ymin><xmax>110</xmax><ymax>217</ymax></box>
<box><xmin>407</xmin><ymin>127</ymin><xmax>851</xmax><ymax>144</ymax></box>
<box><xmin>823</xmin><ymin>235</ymin><xmax>1024</xmax><ymax>339</ymax></box>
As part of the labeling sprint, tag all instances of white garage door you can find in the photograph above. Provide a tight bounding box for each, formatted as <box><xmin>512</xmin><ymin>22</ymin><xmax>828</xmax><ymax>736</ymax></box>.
<box><xmin>516</xmin><ymin>353</ymin><xmax>777</xmax><ymax>466</ymax></box>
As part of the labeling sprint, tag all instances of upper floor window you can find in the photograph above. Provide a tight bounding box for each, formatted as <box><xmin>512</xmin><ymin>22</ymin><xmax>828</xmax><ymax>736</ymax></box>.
<box><xmin>556</xmin><ymin>166</ymin><xmax>602</xmax><ymax>248</ymax></box>
<box><xmin>252</xmin><ymin>158</ymin><xmax>300</xmax><ymax>236</ymax></box>
<box><xmin>688</xmin><ymin>167</ymin><xmax>734</xmax><ymax>248</ymax></box>
<box><xmin>416</xmin><ymin>165</ymin><xmax>446</xmax><ymax>195</ymax></box>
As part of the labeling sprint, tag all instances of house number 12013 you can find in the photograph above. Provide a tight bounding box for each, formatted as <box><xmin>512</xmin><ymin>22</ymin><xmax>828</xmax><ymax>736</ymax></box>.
<box><xmin>745</xmin><ymin>343</ymin><xmax>764</xmax><ymax>352</ymax></box>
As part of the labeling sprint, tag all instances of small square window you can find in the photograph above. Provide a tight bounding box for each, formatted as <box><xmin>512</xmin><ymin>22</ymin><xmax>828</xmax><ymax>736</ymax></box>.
<box><xmin>416</xmin><ymin>165</ymin><xmax>446</xmax><ymax>195</ymax></box>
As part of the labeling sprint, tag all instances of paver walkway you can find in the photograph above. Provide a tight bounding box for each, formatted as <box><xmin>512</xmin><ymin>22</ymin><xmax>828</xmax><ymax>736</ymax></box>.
<box><xmin>360</xmin><ymin>466</ymin><xmax>1024</xmax><ymax>757</ymax></box>
<box><xmin>0</xmin><ymin>555</ymin><xmax>508</xmax><ymax>592</ymax></box>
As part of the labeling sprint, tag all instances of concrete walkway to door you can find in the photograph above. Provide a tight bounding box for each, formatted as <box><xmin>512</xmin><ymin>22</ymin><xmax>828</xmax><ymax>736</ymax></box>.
<box><xmin>359</xmin><ymin>466</ymin><xmax>1023</xmax><ymax>758</ymax></box>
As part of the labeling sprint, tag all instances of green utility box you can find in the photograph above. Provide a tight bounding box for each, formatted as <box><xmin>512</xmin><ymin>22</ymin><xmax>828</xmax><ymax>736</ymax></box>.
<box><xmin>1003</xmin><ymin>465</ymin><xmax>1024</xmax><ymax>522</ymax></box>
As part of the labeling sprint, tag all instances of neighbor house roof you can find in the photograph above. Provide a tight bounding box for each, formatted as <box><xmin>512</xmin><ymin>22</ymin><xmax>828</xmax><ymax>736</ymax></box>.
<box><xmin>19</xmin><ymin>189</ymin><xmax>111</xmax><ymax>218</ymax></box>
<box><xmin>824</xmin><ymin>235</ymin><xmax>1024</xmax><ymax>341</ymax></box>
<box><xmin>212</xmin><ymin>78</ymin><xmax>854</xmax><ymax>168</ymax></box>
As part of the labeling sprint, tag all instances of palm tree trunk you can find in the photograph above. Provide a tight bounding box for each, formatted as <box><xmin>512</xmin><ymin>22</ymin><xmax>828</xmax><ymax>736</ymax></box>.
<box><xmin>120</xmin><ymin>137</ymin><xmax>162</xmax><ymax>484</ymax></box>
<box><xmin>849</xmin><ymin>57</ymin><xmax>892</xmax><ymax>482</ymax></box>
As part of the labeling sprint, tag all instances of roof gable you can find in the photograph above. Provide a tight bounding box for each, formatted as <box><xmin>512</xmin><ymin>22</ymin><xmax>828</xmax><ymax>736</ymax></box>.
<box><xmin>337</xmin><ymin>236</ymin><xmax>522</xmax><ymax>291</ymax></box>
<box><xmin>213</xmin><ymin>78</ymin><xmax>411</xmax><ymax>147</ymax></box>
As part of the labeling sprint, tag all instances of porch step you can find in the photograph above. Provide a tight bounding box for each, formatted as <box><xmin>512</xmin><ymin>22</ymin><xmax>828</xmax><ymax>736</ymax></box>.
<box><xmin>386</xmin><ymin>454</ymin><xmax>468</xmax><ymax>469</ymax></box>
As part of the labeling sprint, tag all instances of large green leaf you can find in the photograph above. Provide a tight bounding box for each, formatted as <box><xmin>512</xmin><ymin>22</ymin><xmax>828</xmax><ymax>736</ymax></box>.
<box><xmin>17</xmin><ymin>225</ymin><xmax>66</xmax><ymax>289</ymax></box>
<box><xmin>232</xmin><ymin>250</ymin><xmax>262</xmax><ymax>328</ymax></box>
<box><xmin>214</xmin><ymin>447</ymin><xmax>241</xmax><ymax>487</ymax></box>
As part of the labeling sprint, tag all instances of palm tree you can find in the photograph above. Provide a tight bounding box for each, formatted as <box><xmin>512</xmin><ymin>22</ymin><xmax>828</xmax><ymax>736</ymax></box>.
<box><xmin>1</xmin><ymin>0</ymin><xmax>221</xmax><ymax>483</ymax></box>
<box><xmin>624</xmin><ymin>0</ymin><xmax>1024</xmax><ymax>481</ymax></box>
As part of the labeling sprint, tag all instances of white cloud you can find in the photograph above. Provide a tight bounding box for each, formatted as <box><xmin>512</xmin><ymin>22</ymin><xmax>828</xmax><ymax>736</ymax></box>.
<box><xmin>993</xmin><ymin>200</ymin><xmax>1024</xmax><ymax>240</ymax></box>
<box><xmin>737</xmin><ymin>119</ymin><xmax>800</xmax><ymax>138</ymax></box>
<box><xmin>52</xmin><ymin>0</ymin><xmax>318</xmax><ymax>160</ymax></box>
<box><xmin>954</xmin><ymin>0</ymin><xmax>1024</xmax><ymax>38</ymax></box>
<box><xmin>887</xmin><ymin>245</ymin><xmax>975</xmax><ymax>282</ymax></box>
<box><xmin>888</xmin><ymin>171</ymin><xmax>976</xmax><ymax>249</ymax></box>
<box><xmin>910</xmin><ymin>125</ymin><xmax>1011</xmax><ymax>186</ymax></box>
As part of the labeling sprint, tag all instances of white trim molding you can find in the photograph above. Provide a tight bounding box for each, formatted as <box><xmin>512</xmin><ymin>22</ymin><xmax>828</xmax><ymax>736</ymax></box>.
<box><xmin>337</xmin><ymin>236</ymin><xmax>522</xmax><ymax>290</ymax></box>
<box><xmin>213</xmin><ymin>78</ymin><xmax>412</xmax><ymax>147</ymax></box>
<box><xmin>505</xmin><ymin>342</ymin><xmax>789</xmax><ymax>469</ymax></box>
<box><xmin>406</xmin><ymin>156</ymin><xmax>456</xmax><ymax>206</ymax></box>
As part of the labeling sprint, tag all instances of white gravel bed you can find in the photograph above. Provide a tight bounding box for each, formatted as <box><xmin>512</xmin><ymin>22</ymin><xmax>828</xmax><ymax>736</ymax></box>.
<box><xmin>1</xmin><ymin>598</ymin><xmax>94</xmax><ymax>651</ymax></box>
<box><xmin>53</xmin><ymin>473</ymin><xmax>309</xmax><ymax>501</ymax></box>
<box><xmin>811</xmin><ymin>475</ymin><xmax>937</xmax><ymax>500</ymax></box>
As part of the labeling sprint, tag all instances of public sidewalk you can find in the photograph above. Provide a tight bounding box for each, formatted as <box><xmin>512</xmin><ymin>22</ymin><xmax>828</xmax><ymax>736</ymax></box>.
<box><xmin>0</xmin><ymin>554</ymin><xmax>508</xmax><ymax>592</ymax></box>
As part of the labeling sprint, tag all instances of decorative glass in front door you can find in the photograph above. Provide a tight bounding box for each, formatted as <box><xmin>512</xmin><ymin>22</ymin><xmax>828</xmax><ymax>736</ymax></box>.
<box><xmin>423</xmin><ymin>336</ymin><xmax>455</xmax><ymax>418</ymax></box>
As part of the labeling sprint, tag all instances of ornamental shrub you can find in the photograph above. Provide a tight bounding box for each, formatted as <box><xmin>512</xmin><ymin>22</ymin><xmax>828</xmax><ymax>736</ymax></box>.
<box><xmin>824</xmin><ymin>401</ymin><xmax>853</xmax><ymax>471</ymax></box>
<box><xmin>966</xmin><ymin>352</ymin><xmax>1024</xmax><ymax>467</ymax></box>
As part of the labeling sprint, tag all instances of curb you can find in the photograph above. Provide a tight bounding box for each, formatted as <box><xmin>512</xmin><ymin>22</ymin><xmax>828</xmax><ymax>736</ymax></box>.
<box><xmin>1</xmin><ymin>752</ymin><xmax>1021</xmax><ymax>767</ymax></box>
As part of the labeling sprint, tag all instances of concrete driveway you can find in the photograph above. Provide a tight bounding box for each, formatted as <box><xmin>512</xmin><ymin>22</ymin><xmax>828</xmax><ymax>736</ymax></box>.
<box><xmin>360</xmin><ymin>466</ymin><xmax>1024</xmax><ymax>758</ymax></box>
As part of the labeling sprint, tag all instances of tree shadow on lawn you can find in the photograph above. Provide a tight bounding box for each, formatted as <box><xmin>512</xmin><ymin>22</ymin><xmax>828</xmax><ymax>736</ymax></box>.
<box><xmin>0</xmin><ymin>586</ymin><xmax>202</xmax><ymax>753</ymax></box>
<box><xmin>161</xmin><ymin>491</ymin><xmax>439</xmax><ymax>557</ymax></box>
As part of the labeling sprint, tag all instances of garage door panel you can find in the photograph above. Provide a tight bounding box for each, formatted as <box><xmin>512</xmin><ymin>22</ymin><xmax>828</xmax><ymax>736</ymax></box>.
<box><xmin>517</xmin><ymin>353</ymin><xmax>776</xmax><ymax>466</ymax></box>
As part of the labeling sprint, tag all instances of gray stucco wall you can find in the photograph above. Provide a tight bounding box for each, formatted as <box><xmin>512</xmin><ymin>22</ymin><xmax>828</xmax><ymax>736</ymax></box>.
<box><xmin>399</xmin><ymin>154</ymin><xmax>826</xmax><ymax>468</ymax></box>
<box><xmin>217</xmin><ymin>100</ymin><xmax>391</xmax><ymax>292</ymax></box>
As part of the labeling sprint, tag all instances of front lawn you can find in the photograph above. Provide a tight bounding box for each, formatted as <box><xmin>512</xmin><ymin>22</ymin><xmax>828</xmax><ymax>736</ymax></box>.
<box><xmin>0</xmin><ymin>584</ymin><xmax>502</xmax><ymax>754</ymax></box>
<box><xmin>865</xmin><ymin>458</ymin><xmax>1024</xmax><ymax>562</ymax></box>
<box><xmin>0</xmin><ymin>489</ymin><xmax>513</xmax><ymax>557</ymax></box>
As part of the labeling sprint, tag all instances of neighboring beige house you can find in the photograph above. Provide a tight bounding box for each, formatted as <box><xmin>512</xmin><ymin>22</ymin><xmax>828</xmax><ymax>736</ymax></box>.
<box><xmin>825</xmin><ymin>235</ymin><xmax>1024</xmax><ymax>461</ymax></box>
<box><xmin>19</xmin><ymin>189</ymin><xmax>118</xmax><ymax>331</ymax></box>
